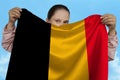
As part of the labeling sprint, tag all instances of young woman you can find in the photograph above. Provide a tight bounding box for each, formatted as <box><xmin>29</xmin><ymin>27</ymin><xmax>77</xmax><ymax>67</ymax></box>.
<box><xmin>2</xmin><ymin>4</ymin><xmax>118</xmax><ymax>61</ymax></box>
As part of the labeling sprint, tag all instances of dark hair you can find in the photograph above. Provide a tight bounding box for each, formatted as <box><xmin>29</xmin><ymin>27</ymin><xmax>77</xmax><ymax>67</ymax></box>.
<box><xmin>47</xmin><ymin>4</ymin><xmax>70</xmax><ymax>20</ymax></box>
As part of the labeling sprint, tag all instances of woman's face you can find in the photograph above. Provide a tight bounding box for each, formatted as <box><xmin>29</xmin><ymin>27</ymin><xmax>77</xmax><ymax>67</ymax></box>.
<box><xmin>46</xmin><ymin>9</ymin><xmax>70</xmax><ymax>26</ymax></box>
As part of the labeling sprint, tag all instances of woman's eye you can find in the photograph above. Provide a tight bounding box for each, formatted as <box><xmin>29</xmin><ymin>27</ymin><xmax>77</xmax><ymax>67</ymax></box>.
<box><xmin>55</xmin><ymin>20</ymin><xmax>61</xmax><ymax>23</ymax></box>
<box><xmin>64</xmin><ymin>21</ymin><xmax>69</xmax><ymax>24</ymax></box>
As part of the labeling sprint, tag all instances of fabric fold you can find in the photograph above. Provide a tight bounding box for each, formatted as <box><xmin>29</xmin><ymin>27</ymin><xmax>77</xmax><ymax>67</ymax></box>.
<box><xmin>6</xmin><ymin>9</ymin><xmax>108</xmax><ymax>80</ymax></box>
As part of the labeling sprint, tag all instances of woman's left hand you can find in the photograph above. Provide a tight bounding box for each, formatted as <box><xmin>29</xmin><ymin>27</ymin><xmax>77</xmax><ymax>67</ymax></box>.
<box><xmin>101</xmin><ymin>14</ymin><xmax>116</xmax><ymax>36</ymax></box>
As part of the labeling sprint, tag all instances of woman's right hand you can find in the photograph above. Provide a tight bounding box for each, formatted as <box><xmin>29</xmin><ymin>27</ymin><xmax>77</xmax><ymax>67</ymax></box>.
<box><xmin>6</xmin><ymin>7</ymin><xmax>22</xmax><ymax>30</ymax></box>
<box><xmin>8</xmin><ymin>7</ymin><xmax>22</xmax><ymax>24</ymax></box>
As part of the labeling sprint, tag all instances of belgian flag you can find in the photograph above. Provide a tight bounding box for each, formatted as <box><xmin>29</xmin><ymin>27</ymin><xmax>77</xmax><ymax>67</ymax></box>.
<box><xmin>6</xmin><ymin>9</ymin><xmax>108</xmax><ymax>80</ymax></box>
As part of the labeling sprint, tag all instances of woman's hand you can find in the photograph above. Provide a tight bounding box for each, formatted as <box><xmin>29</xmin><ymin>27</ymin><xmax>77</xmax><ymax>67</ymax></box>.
<box><xmin>101</xmin><ymin>14</ymin><xmax>116</xmax><ymax>36</ymax></box>
<box><xmin>7</xmin><ymin>7</ymin><xmax>22</xmax><ymax>29</ymax></box>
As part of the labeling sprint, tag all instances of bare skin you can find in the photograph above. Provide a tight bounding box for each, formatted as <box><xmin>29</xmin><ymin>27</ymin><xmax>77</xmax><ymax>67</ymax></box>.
<box><xmin>7</xmin><ymin>7</ymin><xmax>22</xmax><ymax>30</ymax></box>
<box><xmin>7</xmin><ymin>7</ymin><xmax>116</xmax><ymax>36</ymax></box>
<box><xmin>46</xmin><ymin>9</ymin><xmax>69</xmax><ymax>26</ymax></box>
<box><xmin>101</xmin><ymin>14</ymin><xmax>116</xmax><ymax>36</ymax></box>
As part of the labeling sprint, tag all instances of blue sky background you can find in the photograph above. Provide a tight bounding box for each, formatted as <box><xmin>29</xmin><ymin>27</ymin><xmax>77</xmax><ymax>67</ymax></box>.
<box><xmin>0</xmin><ymin>0</ymin><xmax>120</xmax><ymax>80</ymax></box>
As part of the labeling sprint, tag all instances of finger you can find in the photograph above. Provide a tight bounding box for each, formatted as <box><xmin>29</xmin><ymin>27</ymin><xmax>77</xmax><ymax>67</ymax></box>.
<box><xmin>101</xmin><ymin>14</ymin><xmax>114</xmax><ymax>22</ymax></box>
<box><xmin>11</xmin><ymin>11</ymin><xmax>21</xmax><ymax>18</ymax></box>
<box><xmin>9</xmin><ymin>7</ymin><xmax>22</xmax><ymax>16</ymax></box>
<box><xmin>101</xmin><ymin>16</ymin><xmax>115</xmax><ymax>23</ymax></box>
<box><xmin>12</xmin><ymin>9</ymin><xmax>21</xmax><ymax>15</ymax></box>
<box><xmin>101</xmin><ymin>14</ymin><xmax>114</xmax><ymax>18</ymax></box>
<box><xmin>103</xmin><ymin>21</ymin><xmax>115</xmax><ymax>25</ymax></box>
<box><xmin>10</xmin><ymin>8</ymin><xmax>22</xmax><ymax>18</ymax></box>
<box><xmin>12</xmin><ymin>7</ymin><xmax>22</xmax><ymax>12</ymax></box>
<box><xmin>102</xmin><ymin>18</ymin><xmax>115</xmax><ymax>24</ymax></box>
<box><xmin>101</xmin><ymin>16</ymin><xmax>110</xmax><ymax>23</ymax></box>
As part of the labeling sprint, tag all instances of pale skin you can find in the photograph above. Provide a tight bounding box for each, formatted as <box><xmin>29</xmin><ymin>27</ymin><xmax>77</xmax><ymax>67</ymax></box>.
<box><xmin>7</xmin><ymin>7</ymin><xmax>116</xmax><ymax>36</ymax></box>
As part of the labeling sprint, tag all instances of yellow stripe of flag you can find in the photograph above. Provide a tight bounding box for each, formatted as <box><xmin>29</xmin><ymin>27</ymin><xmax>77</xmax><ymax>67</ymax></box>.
<box><xmin>49</xmin><ymin>20</ymin><xmax>89</xmax><ymax>80</ymax></box>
